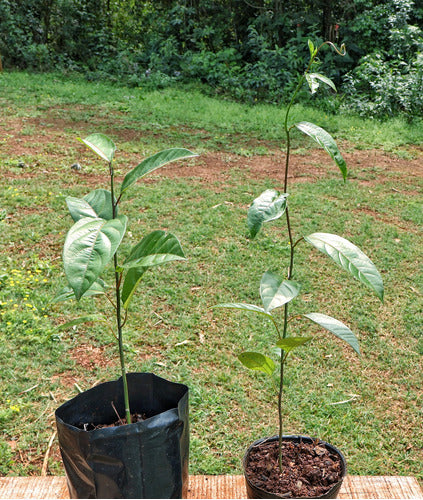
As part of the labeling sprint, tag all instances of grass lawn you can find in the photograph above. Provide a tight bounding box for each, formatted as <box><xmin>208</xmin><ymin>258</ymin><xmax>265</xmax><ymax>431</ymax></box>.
<box><xmin>0</xmin><ymin>71</ymin><xmax>422</xmax><ymax>483</ymax></box>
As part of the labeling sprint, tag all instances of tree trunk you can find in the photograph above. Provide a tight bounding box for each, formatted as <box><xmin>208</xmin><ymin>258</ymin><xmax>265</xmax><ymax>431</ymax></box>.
<box><xmin>321</xmin><ymin>0</ymin><xmax>333</xmax><ymax>40</ymax></box>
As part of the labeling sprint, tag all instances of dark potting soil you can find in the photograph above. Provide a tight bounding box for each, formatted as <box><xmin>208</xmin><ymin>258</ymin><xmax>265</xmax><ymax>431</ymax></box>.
<box><xmin>79</xmin><ymin>412</ymin><xmax>148</xmax><ymax>431</ymax></box>
<box><xmin>245</xmin><ymin>438</ymin><xmax>343</xmax><ymax>498</ymax></box>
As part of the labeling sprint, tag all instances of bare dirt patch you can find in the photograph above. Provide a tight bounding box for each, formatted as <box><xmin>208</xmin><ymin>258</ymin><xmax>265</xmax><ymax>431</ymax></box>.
<box><xmin>70</xmin><ymin>343</ymin><xmax>113</xmax><ymax>371</ymax></box>
<box><xmin>2</xmin><ymin>114</ymin><xmax>422</xmax><ymax>188</ymax></box>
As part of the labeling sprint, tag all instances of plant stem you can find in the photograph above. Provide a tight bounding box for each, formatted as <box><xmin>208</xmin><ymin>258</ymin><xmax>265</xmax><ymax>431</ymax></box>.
<box><xmin>278</xmin><ymin>356</ymin><xmax>285</xmax><ymax>472</ymax></box>
<box><xmin>110</xmin><ymin>160</ymin><xmax>132</xmax><ymax>425</ymax></box>
<box><xmin>115</xmin><ymin>254</ymin><xmax>131</xmax><ymax>424</ymax></box>
<box><xmin>277</xmin><ymin>46</ymin><xmax>314</xmax><ymax>475</ymax></box>
<box><xmin>277</xmin><ymin>39</ymin><xmax>345</xmax><ymax>475</ymax></box>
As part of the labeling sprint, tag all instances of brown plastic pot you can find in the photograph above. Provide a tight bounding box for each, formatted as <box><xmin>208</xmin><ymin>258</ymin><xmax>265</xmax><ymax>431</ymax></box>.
<box><xmin>243</xmin><ymin>435</ymin><xmax>347</xmax><ymax>499</ymax></box>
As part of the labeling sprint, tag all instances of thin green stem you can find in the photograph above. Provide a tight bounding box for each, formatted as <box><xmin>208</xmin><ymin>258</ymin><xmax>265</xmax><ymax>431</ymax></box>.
<box><xmin>277</xmin><ymin>40</ymin><xmax>345</xmax><ymax>474</ymax></box>
<box><xmin>115</xmin><ymin>254</ymin><xmax>131</xmax><ymax>424</ymax></box>
<box><xmin>277</xmin><ymin>42</ymin><xmax>316</xmax><ymax>475</ymax></box>
<box><xmin>110</xmin><ymin>159</ymin><xmax>131</xmax><ymax>425</ymax></box>
<box><xmin>278</xmin><ymin>356</ymin><xmax>285</xmax><ymax>472</ymax></box>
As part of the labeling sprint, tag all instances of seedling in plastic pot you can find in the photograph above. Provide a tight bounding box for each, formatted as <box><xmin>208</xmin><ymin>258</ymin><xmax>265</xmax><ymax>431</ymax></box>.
<box><xmin>55</xmin><ymin>133</ymin><xmax>197</xmax><ymax>424</ymax></box>
<box><xmin>215</xmin><ymin>41</ymin><xmax>384</xmax><ymax>473</ymax></box>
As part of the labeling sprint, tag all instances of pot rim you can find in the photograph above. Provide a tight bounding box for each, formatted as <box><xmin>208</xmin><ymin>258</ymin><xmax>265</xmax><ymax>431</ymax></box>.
<box><xmin>55</xmin><ymin>372</ymin><xmax>189</xmax><ymax>435</ymax></box>
<box><xmin>243</xmin><ymin>435</ymin><xmax>347</xmax><ymax>499</ymax></box>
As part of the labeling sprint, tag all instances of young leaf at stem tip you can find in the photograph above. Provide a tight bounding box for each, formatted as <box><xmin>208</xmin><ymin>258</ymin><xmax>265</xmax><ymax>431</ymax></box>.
<box><xmin>79</xmin><ymin>133</ymin><xmax>116</xmax><ymax>163</ymax></box>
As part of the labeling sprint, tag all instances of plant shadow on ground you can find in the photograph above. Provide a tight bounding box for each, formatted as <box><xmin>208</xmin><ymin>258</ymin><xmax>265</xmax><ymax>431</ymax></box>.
<box><xmin>0</xmin><ymin>76</ymin><xmax>422</xmax><ymax>483</ymax></box>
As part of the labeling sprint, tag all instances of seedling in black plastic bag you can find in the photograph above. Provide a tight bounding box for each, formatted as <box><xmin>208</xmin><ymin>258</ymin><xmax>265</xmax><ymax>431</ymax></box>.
<box><xmin>55</xmin><ymin>134</ymin><xmax>196</xmax><ymax>424</ymax></box>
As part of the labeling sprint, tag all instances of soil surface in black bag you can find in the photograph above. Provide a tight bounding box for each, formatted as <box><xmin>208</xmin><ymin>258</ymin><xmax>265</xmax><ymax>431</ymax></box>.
<box><xmin>245</xmin><ymin>439</ymin><xmax>343</xmax><ymax>498</ymax></box>
<box><xmin>80</xmin><ymin>412</ymin><xmax>148</xmax><ymax>431</ymax></box>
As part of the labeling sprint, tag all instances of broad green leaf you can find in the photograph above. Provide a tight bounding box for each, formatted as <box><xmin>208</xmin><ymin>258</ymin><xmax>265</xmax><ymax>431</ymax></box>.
<box><xmin>84</xmin><ymin>189</ymin><xmax>115</xmax><ymax>220</ymax></box>
<box><xmin>260</xmin><ymin>271</ymin><xmax>301</xmax><ymax>312</ymax></box>
<box><xmin>304</xmin><ymin>232</ymin><xmax>384</xmax><ymax>301</ymax></box>
<box><xmin>276</xmin><ymin>336</ymin><xmax>313</xmax><ymax>354</ymax></box>
<box><xmin>247</xmin><ymin>189</ymin><xmax>288</xmax><ymax>238</ymax></box>
<box><xmin>213</xmin><ymin>302</ymin><xmax>273</xmax><ymax>320</ymax></box>
<box><xmin>123</xmin><ymin>230</ymin><xmax>185</xmax><ymax>269</ymax></box>
<box><xmin>66</xmin><ymin>197</ymin><xmax>97</xmax><ymax>221</ymax></box>
<box><xmin>66</xmin><ymin>189</ymin><xmax>115</xmax><ymax>222</ymax></box>
<box><xmin>56</xmin><ymin>314</ymin><xmax>108</xmax><ymax>331</ymax></box>
<box><xmin>303</xmin><ymin>313</ymin><xmax>360</xmax><ymax>354</ymax></box>
<box><xmin>306</xmin><ymin>73</ymin><xmax>337</xmax><ymax>94</ymax></box>
<box><xmin>294</xmin><ymin>122</ymin><xmax>347</xmax><ymax>181</ymax></box>
<box><xmin>120</xmin><ymin>148</ymin><xmax>197</xmax><ymax>194</ymax></box>
<box><xmin>63</xmin><ymin>215</ymin><xmax>127</xmax><ymax>300</ymax></box>
<box><xmin>308</xmin><ymin>40</ymin><xmax>315</xmax><ymax>57</ymax></box>
<box><xmin>53</xmin><ymin>279</ymin><xmax>108</xmax><ymax>303</ymax></box>
<box><xmin>121</xmin><ymin>266</ymin><xmax>147</xmax><ymax>310</ymax></box>
<box><xmin>238</xmin><ymin>352</ymin><xmax>275</xmax><ymax>376</ymax></box>
<box><xmin>79</xmin><ymin>133</ymin><xmax>116</xmax><ymax>163</ymax></box>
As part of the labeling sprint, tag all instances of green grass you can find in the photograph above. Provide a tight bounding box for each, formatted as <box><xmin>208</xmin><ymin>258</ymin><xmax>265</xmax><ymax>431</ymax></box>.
<box><xmin>2</xmin><ymin>71</ymin><xmax>423</xmax><ymax>153</ymax></box>
<box><xmin>0</xmin><ymin>71</ymin><xmax>422</xmax><ymax>483</ymax></box>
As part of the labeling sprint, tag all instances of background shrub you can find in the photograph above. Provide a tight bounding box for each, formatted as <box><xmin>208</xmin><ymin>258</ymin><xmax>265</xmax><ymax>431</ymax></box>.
<box><xmin>0</xmin><ymin>0</ymin><xmax>422</xmax><ymax>115</ymax></box>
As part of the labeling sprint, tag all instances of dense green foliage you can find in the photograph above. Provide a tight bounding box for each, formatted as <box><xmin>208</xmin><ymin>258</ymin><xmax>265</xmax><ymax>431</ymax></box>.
<box><xmin>1</xmin><ymin>0</ymin><xmax>422</xmax><ymax>115</ymax></box>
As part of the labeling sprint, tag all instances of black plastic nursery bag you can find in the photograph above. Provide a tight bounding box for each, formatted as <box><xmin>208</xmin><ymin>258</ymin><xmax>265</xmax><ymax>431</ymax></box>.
<box><xmin>55</xmin><ymin>372</ymin><xmax>189</xmax><ymax>499</ymax></box>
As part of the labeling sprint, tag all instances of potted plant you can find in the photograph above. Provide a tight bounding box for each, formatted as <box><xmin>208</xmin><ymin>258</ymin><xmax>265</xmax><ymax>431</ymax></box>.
<box><xmin>53</xmin><ymin>133</ymin><xmax>197</xmax><ymax>499</ymax></box>
<box><xmin>215</xmin><ymin>41</ymin><xmax>384</xmax><ymax>498</ymax></box>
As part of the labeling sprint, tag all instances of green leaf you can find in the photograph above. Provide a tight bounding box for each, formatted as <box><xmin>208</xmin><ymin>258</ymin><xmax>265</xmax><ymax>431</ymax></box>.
<box><xmin>53</xmin><ymin>279</ymin><xmax>108</xmax><ymax>303</ymax></box>
<box><xmin>56</xmin><ymin>314</ymin><xmax>108</xmax><ymax>331</ymax></box>
<box><xmin>304</xmin><ymin>232</ymin><xmax>384</xmax><ymax>301</ymax></box>
<box><xmin>123</xmin><ymin>230</ymin><xmax>185</xmax><ymax>269</ymax></box>
<box><xmin>294</xmin><ymin>122</ymin><xmax>347</xmax><ymax>181</ymax></box>
<box><xmin>260</xmin><ymin>271</ymin><xmax>301</xmax><ymax>312</ymax></box>
<box><xmin>247</xmin><ymin>189</ymin><xmax>288</xmax><ymax>238</ymax></box>
<box><xmin>120</xmin><ymin>148</ymin><xmax>197</xmax><ymax>194</ymax></box>
<box><xmin>66</xmin><ymin>189</ymin><xmax>115</xmax><ymax>222</ymax></box>
<box><xmin>276</xmin><ymin>336</ymin><xmax>313</xmax><ymax>354</ymax></box>
<box><xmin>303</xmin><ymin>313</ymin><xmax>360</xmax><ymax>354</ymax></box>
<box><xmin>66</xmin><ymin>197</ymin><xmax>97</xmax><ymax>221</ymax></box>
<box><xmin>308</xmin><ymin>39</ymin><xmax>315</xmax><ymax>57</ymax></box>
<box><xmin>238</xmin><ymin>352</ymin><xmax>275</xmax><ymax>375</ymax></box>
<box><xmin>83</xmin><ymin>189</ymin><xmax>115</xmax><ymax>220</ymax></box>
<box><xmin>79</xmin><ymin>133</ymin><xmax>116</xmax><ymax>163</ymax></box>
<box><xmin>121</xmin><ymin>267</ymin><xmax>147</xmax><ymax>310</ymax></box>
<box><xmin>306</xmin><ymin>73</ymin><xmax>337</xmax><ymax>94</ymax></box>
<box><xmin>213</xmin><ymin>302</ymin><xmax>273</xmax><ymax>320</ymax></box>
<box><xmin>63</xmin><ymin>215</ymin><xmax>127</xmax><ymax>300</ymax></box>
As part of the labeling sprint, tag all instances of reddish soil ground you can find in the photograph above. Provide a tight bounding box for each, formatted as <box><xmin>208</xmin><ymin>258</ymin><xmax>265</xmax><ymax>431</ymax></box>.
<box><xmin>1</xmin><ymin>113</ymin><xmax>423</xmax><ymax>186</ymax></box>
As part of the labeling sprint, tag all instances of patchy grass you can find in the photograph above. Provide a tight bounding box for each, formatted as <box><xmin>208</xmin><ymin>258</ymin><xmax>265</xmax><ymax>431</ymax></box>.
<box><xmin>0</xmin><ymin>72</ymin><xmax>422</xmax><ymax>483</ymax></box>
